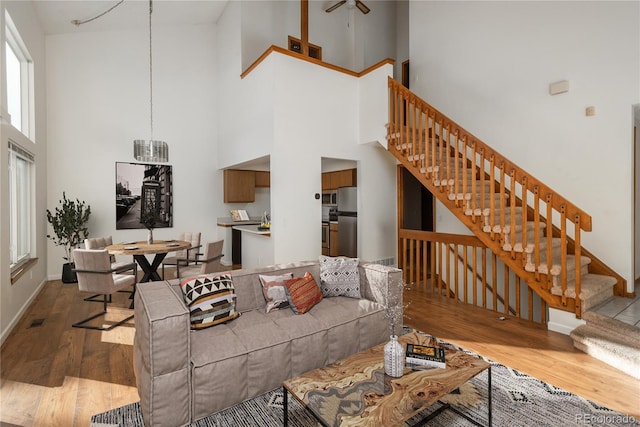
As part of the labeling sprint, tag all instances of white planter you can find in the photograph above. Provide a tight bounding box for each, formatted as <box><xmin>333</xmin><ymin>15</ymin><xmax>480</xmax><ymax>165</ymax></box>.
<box><xmin>384</xmin><ymin>335</ymin><xmax>404</xmax><ymax>377</ymax></box>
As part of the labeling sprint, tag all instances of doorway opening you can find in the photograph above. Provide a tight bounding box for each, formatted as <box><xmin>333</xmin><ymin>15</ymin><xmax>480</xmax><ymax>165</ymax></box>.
<box><xmin>398</xmin><ymin>165</ymin><xmax>434</xmax><ymax>279</ymax></box>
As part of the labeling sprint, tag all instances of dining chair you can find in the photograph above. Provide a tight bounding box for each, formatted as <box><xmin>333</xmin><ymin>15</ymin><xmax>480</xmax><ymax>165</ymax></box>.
<box><xmin>84</xmin><ymin>235</ymin><xmax>133</xmax><ymax>302</ymax></box>
<box><xmin>162</xmin><ymin>231</ymin><xmax>202</xmax><ymax>279</ymax></box>
<box><xmin>85</xmin><ymin>236</ymin><xmax>132</xmax><ymax>272</ymax></box>
<box><xmin>72</xmin><ymin>249</ymin><xmax>137</xmax><ymax>330</ymax></box>
<box><xmin>175</xmin><ymin>240</ymin><xmax>224</xmax><ymax>279</ymax></box>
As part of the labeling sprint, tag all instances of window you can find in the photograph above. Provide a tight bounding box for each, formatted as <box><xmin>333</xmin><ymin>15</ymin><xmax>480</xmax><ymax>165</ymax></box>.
<box><xmin>5</xmin><ymin>11</ymin><xmax>33</xmax><ymax>138</ymax></box>
<box><xmin>8</xmin><ymin>141</ymin><xmax>34</xmax><ymax>268</ymax></box>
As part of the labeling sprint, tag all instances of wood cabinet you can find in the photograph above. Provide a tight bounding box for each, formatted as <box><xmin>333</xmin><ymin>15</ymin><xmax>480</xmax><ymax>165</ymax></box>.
<box><xmin>321</xmin><ymin>173</ymin><xmax>331</xmax><ymax>191</ymax></box>
<box><xmin>322</xmin><ymin>168</ymin><xmax>357</xmax><ymax>191</ymax></box>
<box><xmin>254</xmin><ymin>171</ymin><xmax>270</xmax><ymax>188</ymax></box>
<box><xmin>224</xmin><ymin>170</ymin><xmax>270</xmax><ymax>203</ymax></box>
<box><xmin>329</xmin><ymin>223</ymin><xmax>339</xmax><ymax>257</ymax></box>
<box><xmin>224</xmin><ymin>169</ymin><xmax>255</xmax><ymax>203</ymax></box>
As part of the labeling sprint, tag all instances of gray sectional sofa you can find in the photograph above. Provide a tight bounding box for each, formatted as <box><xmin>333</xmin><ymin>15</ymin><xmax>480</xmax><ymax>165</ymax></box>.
<box><xmin>133</xmin><ymin>260</ymin><xmax>403</xmax><ymax>427</ymax></box>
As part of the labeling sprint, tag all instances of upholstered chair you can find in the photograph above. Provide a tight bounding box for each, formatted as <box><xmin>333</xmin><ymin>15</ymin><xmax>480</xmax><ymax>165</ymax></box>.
<box><xmin>84</xmin><ymin>236</ymin><xmax>131</xmax><ymax>272</ymax></box>
<box><xmin>161</xmin><ymin>231</ymin><xmax>202</xmax><ymax>279</ymax></box>
<box><xmin>72</xmin><ymin>249</ymin><xmax>137</xmax><ymax>330</ymax></box>
<box><xmin>175</xmin><ymin>240</ymin><xmax>224</xmax><ymax>279</ymax></box>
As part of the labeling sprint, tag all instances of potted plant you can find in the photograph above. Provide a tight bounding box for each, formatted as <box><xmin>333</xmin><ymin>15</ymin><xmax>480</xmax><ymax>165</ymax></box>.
<box><xmin>46</xmin><ymin>192</ymin><xmax>91</xmax><ymax>283</ymax></box>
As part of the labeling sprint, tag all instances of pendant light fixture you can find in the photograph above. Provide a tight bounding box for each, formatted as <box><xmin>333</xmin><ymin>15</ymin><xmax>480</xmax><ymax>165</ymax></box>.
<box><xmin>134</xmin><ymin>0</ymin><xmax>168</xmax><ymax>163</ymax></box>
<box><xmin>72</xmin><ymin>0</ymin><xmax>168</xmax><ymax>162</ymax></box>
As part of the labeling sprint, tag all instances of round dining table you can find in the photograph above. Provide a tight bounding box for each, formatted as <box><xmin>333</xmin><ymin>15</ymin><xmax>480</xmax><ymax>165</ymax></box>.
<box><xmin>106</xmin><ymin>240</ymin><xmax>191</xmax><ymax>283</ymax></box>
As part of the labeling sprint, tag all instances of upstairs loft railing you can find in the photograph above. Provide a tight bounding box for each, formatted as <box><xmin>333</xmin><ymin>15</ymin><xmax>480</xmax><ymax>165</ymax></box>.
<box><xmin>388</xmin><ymin>77</ymin><xmax>625</xmax><ymax>317</ymax></box>
<box><xmin>400</xmin><ymin>229</ymin><xmax>548</xmax><ymax>325</ymax></box>
<box><xmin>241</xmin><ymin>45</ymin><xmax>394</xmax><ymax>79</ymax></box>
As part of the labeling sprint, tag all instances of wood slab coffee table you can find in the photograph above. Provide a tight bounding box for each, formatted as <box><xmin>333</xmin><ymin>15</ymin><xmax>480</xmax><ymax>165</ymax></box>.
<box><xmin>283</xmin><ymin>331</ymin><xmax>491</xmax><ymax>427</ymax></box>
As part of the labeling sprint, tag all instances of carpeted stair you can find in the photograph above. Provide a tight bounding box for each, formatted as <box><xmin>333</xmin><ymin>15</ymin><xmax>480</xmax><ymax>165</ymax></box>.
<box><xmin>570</xmin><ymin>309</ymin><xmax>640</xmax><ymax>379</ymax></box>
<box><xmin>390</xmin><ymin>96</ymin><xmax>621</xmax><ymax>320</ymax></box>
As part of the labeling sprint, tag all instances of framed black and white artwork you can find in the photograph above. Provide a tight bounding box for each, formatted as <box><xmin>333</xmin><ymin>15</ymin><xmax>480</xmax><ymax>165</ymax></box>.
<box><xmin>115</xmin><ymin>162</ymin><xmax>173</xmax><ymax>230</ymax></box>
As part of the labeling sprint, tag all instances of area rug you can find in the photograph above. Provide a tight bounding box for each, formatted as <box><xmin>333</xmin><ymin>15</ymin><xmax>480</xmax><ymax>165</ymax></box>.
<box><xmin>91</xmin><ymin>328</ymin><xmax>639</xmax><ymax>427</ymax></box>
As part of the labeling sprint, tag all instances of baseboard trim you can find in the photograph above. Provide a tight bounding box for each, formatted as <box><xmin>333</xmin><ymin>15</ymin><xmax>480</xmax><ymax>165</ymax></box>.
<box><xmin>0</xmin><ymin>278</ymin><xmax>48</xmax><ymax>346</ymax></box>
<box><xmin>548</xmin><ymin>308</ymin><xmax>586</xmax><ymax>335</ymax></box>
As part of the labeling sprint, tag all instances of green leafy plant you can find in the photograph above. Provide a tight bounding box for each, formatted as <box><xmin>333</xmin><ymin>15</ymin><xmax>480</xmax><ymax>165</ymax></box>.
<box><xmin>46</xmin><ymin>192</ymin><xmax>91</xmax><ymax>263</ymax></box>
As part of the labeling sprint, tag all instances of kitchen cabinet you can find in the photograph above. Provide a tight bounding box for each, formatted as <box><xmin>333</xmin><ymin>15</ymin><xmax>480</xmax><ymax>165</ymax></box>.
<box><xmin>339</xmin><ymin>168</ymin><xmax>357</xmax><ymax>187</ymax></box>
<box><xmin>224</xmin><ymin>170</ymin><xmax>271</xmax><ymax>203</ymax></box>
<box><xmin>321</xmin><ymin>173</ymin><xmax>331</xmax><ymax>191</ymax></box>
<box><xmin>254</xmin><ymin>171</ymin><xmax>270</xmax><ymax>187</ymax></box>
<box><xmin>329</xmin><ymin>223</ymin><xmax>339</xmax><ymax>257</ymax></box>
<box><xmin>322</xmin><ymin>168</ymin><xmax>357</xmax><ymax>191</ymax></box>
<box><xmin>224</xmin><ymin>169</ymin><xmax>255</xmax><ymax>203</ymax></box>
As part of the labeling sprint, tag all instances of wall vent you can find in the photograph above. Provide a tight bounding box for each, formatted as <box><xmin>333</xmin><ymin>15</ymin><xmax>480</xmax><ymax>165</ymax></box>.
<box><xmin>28</xmin><ymin>318</ymin><xmax>45</xmax><ymax>328</ymax></box>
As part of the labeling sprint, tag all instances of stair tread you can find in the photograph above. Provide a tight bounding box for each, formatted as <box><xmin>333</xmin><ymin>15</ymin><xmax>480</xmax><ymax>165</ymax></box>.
<box><xmin>571</xmin><ymin>324</ymin><xmax>640</xmax><ymax>351</ymax></box>
<box><xmin>582</xmin><ymin>310</ymin><xmax>640</xmax><ymax>341</ymax></box>
<box><xmin>571</xmin><ymin>324</ymin><xmax>640</xmax><ymax>379</ymax></box>
<box><xmin>550</xmin><ymin>273</ymin><xmax>616</xmax><ymax>299</ymax></box>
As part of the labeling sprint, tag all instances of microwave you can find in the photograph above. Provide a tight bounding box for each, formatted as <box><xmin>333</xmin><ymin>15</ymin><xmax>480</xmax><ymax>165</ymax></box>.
<box><xmin>322</xmin><ymin>190</ymin><xmax>337</xmax><ymax>206</ymax></box>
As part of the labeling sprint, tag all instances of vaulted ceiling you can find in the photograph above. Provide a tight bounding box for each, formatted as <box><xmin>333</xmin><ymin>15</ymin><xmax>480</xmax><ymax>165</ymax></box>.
<box><xmin>32</xmin><ymin>0</ymin><xmax>229</xmax><ymax>35</ymax></box>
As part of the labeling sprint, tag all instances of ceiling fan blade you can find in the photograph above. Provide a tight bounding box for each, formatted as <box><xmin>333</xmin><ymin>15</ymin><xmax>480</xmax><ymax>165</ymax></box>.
<box><xmin>355</xmin><ymin>0</ymin><xmax>370</xmax><ymax>14</ymax></box>
<box><xmin>325</xmin><ymin>0</ymin><xmax>346</xmax><ymax>13</ymax></box>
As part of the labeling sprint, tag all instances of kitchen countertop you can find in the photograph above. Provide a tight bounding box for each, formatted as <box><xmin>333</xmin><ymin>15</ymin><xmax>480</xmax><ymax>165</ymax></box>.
<box><xmin>217</xmin><ymin>216</ymin><xmax>263</xmax><ymax>227</ymax></box>
<box><xmin>232</xmin><ymin>224</ymin><xmax>271</xmax><ymax>236</ymax></box>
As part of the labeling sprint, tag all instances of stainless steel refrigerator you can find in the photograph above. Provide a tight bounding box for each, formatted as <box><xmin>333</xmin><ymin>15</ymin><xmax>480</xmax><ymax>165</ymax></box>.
<box><xmin>337</xmin><ymin>187</ymin><xmax>357</xmax><ymax>257</ymax></box>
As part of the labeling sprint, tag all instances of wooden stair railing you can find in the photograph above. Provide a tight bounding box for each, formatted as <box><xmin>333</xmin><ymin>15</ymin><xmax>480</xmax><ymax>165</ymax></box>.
<box><xmin>388</xmin><ymin>77</ymin><xmax>625</xmax><ymax>318</ymax></box>
<box><xmin>400</xmin><ymin>229</ymin><xmax>547</xmax><ymax>325</ymax></box>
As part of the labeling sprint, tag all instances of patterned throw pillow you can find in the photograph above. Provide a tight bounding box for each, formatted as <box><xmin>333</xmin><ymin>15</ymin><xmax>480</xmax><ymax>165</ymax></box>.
<box><xmin>284</xmin><ymin>272</ymin><xmax>323</xmax><ymax>315</ymax></box>
<box><xmin>319</xmin><ymin>255</ymin><xmax>361</xmax><ymax>298</ymax></box>
<box><xmin>180</xmin><ymin>273</ymin><xmax>240</xmax><ymax>330</ymax></box>
<box><xmin>259</xmin><ymin>273</ymin><xmax>294</xmax><ymax>313</ymax></box>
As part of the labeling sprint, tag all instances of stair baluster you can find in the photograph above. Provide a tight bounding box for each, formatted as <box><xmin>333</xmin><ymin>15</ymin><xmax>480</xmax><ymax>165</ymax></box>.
<box><xmin>388</xmin><ymin>77</ymin><xmax>624</xmax><ymax>319</ymax></box>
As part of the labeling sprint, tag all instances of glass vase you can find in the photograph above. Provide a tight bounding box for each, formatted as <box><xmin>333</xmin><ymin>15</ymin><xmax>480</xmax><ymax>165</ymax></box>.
<box><xmin>147</xmin><ymin>229</ymin><xmax>154</xmax><ymax>244</ymax></box>
<box><xmin>384</xmin><ymin>335</ymin><xmax>404</xmax><ymax>377</ymax></box>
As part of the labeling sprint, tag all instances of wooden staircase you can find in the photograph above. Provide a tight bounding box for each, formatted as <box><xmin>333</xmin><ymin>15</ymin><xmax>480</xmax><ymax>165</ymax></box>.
<box><xmin>387</xmin><ymin>77</ymin><xmax>625</xmax><ymax>318</ymax></box>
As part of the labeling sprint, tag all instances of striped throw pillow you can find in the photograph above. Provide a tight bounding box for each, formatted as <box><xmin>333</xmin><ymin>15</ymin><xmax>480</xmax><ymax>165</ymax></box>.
<box><xmin>180</xmin><ymin>273</ymin><xmax>240</xmax><ymax>330</ymax></box>
<box><xmin>284</xmin><ymin>272</ymin><xmax>323</xmax><ymax>315</ymax></box>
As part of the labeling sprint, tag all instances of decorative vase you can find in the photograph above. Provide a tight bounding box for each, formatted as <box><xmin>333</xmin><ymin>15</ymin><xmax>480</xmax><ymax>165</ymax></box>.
<box><xmin>384</xmin><ymin>335</ymin><xmax>404</xmax><ymax>377</ymax></box>
<box><xmin>147</xmin><ymin>229</ymin><xmax>154</xmax><ymax>244</ymax></box>
<box><xmin>61</xmin><ymin>262</ymin><xmax>77</xmax><ymax>284</ymax></box>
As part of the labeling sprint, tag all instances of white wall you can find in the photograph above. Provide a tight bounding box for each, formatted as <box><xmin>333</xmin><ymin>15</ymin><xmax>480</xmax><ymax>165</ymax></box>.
<box><xmin>410</xmin><ymin>1</ymin><xmax>640</xmax><ymax>292</ymax></box>
<box><xmin>46</xmin><ymin>24</ymin><xmax>220</xmax><ymax>277</ymax></box>
<box><xmin>218</xmin><ymin>32</ymin><xmax>397</xmax><ymax>265</ymax></box>
<box><xmin>271</xmin><ymin>55</ymin><xmax>396</xmax><ymax>263</ymax></box>
<box><xmin>0</xmin><ymin>1</ymin><xmax>48</xmax><ymax>342</ymax></box>
<box><xmin>394</xmin><ymin>0</ymin><xmax>409</xmax><ymax>82</ymax></box>
<box><xmin>240</xmin><ymin>0</ymin><xmax>398</xmax><ymax>73</ymax></box>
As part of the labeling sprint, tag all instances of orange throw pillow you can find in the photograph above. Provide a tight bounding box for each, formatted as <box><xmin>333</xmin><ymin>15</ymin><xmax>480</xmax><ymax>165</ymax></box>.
<box><xmin>284</xmin><ymin>272</ymin><xmax>323</xmax><ymax>314</ymax></box>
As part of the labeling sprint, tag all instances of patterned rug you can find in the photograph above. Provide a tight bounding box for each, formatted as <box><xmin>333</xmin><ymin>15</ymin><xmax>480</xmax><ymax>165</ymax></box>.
<box><xmin>91</xmin><ymin>329</ymin><xmax>638</xmax><ymax>427</ymax></box>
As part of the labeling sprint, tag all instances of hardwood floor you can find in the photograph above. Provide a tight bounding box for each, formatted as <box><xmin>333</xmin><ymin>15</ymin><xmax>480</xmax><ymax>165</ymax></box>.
<box><xmin>1</xmin><ymin>280</ymin><xmax>638</xmax><ymax>426</ymax></box>
<box><xmin>0</xmin><ymin>280</ymin><xmax>138</xmax><ymax>427</ymax></box>
<box><xmin>404</xmin><ymin>289</ymin><xmax>640</xmax><ymax>419</ymax></box>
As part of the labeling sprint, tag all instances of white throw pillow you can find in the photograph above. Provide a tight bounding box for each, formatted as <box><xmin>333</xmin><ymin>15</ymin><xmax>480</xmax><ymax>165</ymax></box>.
<box><xmin>319</xmin><ymin>255</ymin><xmax>361</xmax><ymax>298</ymax></box>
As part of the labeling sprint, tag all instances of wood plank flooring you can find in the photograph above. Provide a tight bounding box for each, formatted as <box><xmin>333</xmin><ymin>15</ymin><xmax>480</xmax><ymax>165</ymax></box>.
<box><xmin>1</xmin><ymin>280</ymin><xmax>638</xmax><ymax>426</ymax></box>
<box><xmin>0</xmin><ymin>280</ymin><xmax>138</xmax><ymax>427</ymax></box>
<box><xmin>404</xmin><ymin>289</ymin><xmax>640</xmax><ymax>419</ymax></box>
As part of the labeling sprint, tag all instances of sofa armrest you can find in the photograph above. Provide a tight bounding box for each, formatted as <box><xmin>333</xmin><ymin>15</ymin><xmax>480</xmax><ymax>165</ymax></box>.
<box><xmin>134</xmin><ymin>280</ymin><xmax>191</xmax><ymax>427</ymax></box>
<box><xmin>358</xmin><ymin>262</ymin><xmax>404</xmax><ymax>336</ymax></box>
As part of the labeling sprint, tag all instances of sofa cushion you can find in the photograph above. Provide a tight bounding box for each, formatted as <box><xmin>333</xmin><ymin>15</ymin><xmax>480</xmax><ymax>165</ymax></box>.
<box><xmin>284</xmin><ymin>272</ymin><xmax>323</xmax><ymax>314</ymax></box>
<box><xmin>189</xmin><ymin>324</ymin><xmax>249</xmax><ymax>420</ymax></box>
<box><xmin>259</xmin><ymin>273</ymin><xmax>293</xmax><ymax>313</ymax></box>
<box><xmin>230</xmin><ymin>261</ymin><xmax>320</xmax><ymax>312</ymax></box>
<box><xmin>319</xmin><ymin>255</ymin><xmax>361</xmax><ymax>298</ymax></box>
<box><xmin>180</xmin><ymin>273</ymin><xmax>240</xmax><ymax>330</ymax></box>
